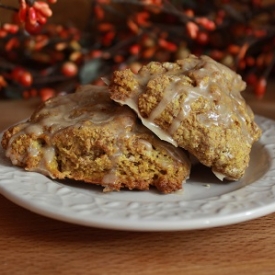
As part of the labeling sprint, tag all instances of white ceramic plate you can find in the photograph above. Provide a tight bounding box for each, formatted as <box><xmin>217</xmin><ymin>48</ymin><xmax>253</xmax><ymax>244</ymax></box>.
<box><xmin>0</xmin><ymin>115</ymin><xmax>275</xmax><ymax>231</ymax></box>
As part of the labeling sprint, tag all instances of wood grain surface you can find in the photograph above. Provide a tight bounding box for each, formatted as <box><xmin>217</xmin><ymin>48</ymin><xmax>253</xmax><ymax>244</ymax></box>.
<box><xmin>0</xmin><ymin>84</ymin><xmax>275</xmax><ymax>275</ymax></box>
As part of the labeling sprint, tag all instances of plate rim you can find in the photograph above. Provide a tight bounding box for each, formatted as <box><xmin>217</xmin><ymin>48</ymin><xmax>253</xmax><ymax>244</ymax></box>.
<box><xmin>0</xmin><ymin>114</ymin><xmax>275</xmax><ymax>231</ymax></box>
<box><xmin>1</xmin><ymin>184</ymin><xmax>275</xmax><ymax>231</ymax></box>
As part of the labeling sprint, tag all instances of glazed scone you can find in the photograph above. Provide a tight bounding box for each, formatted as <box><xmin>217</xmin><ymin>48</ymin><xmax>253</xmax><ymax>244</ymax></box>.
<box><xmin>109</xmin><ymin>55</ymin><xmax>262</xmax><ymax>181</ymax></box>
<box><xmin>1</xmin><ymin>85</ymin><xmax>191</xmax><ymax>194</ymax></box>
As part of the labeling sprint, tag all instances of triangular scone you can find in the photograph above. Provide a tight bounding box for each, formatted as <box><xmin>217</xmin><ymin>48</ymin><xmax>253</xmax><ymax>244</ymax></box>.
<box><xmin>109</xmin><ymin>55</ymin><xmax>262</xmax><ymax>181</ymax></box>
<box><xmin>1</xmin><ymin>85</ymin><xmax>190</xmax><ymax>193</ymax></box>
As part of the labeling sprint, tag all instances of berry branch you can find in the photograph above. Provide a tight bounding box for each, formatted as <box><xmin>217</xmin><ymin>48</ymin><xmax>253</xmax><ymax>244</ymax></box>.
<box><xmin>0</xmin><ymin>0</ymin><xmax>274</xmax><ymax>100</ymax></box>
<box><xmin>0</xmin><ymin>3</ymin><xmax>18</xmax><ymax>12</ymax></box>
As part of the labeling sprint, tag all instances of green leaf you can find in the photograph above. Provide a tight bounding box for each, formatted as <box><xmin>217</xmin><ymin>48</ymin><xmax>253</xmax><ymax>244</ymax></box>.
<box><xmin>79</xmin><ymin>58</ymin><xmax>103</xmax><ymax>84</ymax></box>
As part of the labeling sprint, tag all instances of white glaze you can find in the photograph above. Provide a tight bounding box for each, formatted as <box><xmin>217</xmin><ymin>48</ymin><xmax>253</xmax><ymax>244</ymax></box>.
<box><xmin>114</xmin><ymin>55</ymin><xmax>255</xmax><ymax>147</ymax></box>
<box><xmin>5</xmin><ymin>85</ymin><xmax>188</xmax><ymax>185</ymax></box>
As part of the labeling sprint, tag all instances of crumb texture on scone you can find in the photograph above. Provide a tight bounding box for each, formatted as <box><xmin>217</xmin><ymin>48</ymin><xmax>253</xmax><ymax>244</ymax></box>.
<box><xmin>109</xmin><ymin>55</ymin><xmax>262</xmax><ymax>180</ymax></box>
<box><xmin>1</xmin><ymin>85</ymin><xmax>190</xmax><ymax>194</ymax></box>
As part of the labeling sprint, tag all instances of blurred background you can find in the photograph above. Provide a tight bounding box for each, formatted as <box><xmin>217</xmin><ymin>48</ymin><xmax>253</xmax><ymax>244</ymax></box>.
<box><xmin>0</xmin><ymin>0</ymin><xmax>90</xmax><ymax>29</ymax></box>
<box><xmin>0</xmin><ymin>0</ymin><xmax>275</xmax><ymax>101</ymax></box>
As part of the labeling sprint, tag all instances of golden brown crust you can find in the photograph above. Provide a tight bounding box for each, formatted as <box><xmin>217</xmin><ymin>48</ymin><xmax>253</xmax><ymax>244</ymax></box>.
<box><xmin>1</xmin><ymin>85</ymin><xmax>190</xmax><ymax>194</ymax></box>
<box><xmin>109</xmin><ymin>55</ymin><xmax>262</xmax><ymax>180</ymax></box>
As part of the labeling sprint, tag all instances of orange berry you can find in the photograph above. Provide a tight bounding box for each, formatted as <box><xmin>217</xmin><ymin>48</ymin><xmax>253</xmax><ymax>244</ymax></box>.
<box><xmin>142</xmin><ymin>47</ymin><xmax>156</xmax><ymax>59</ymax></box>
<box><xmin>186</xmin><ymin>22</ymin><xmax>199</xmax><ymax>39</ymax></box>
<box><xmin>114</xmin><ymin>55</ymin><xmax>124</xmax><ymax>63</ymax></box>
<box><xmin>196</xmin><ymin>17</ymin><xmax>215</xmax><ymax>31</ymax></box>
<box><xmin>3</xmin><ymin>24</ymin><xmax>19</xmax><ymax>34</ymax></box>
<box><xmin>0</xmin><ymin>76</ymin><xmax>7</xmax><ymax>88</ymax></box>
<box><xmin>19</xmin><ymin>71</ymin><xmax>33</xmax><ymax>87</ymax></box>
<box><xmin>184</xmin><ymin>9</ymin><xmax>194</xmax><ymax>18</ymax></box>
<box><xmin>130</xmin><ymin>44</ymin><xmax>140</xmax><ymax>55</ymax></box>
<box><xmin>127</xmin><ymin>19</ymin><xmax>139</xmax><ymax>33</ymax></box>
<box><xmin>94</xmin><ymin>4</ymin><xmax>105</xmax><ymax>20</ymax></box>
<box><xmin>255</xmin><ymin>77</ymin><xmax>266</xmax><ymax>98</ymax></box>
<box><xmin>246</xmin><ymin>56</ymin><xmax>255</xmax><ymax>67</ymax></box>
<box><xmin>28</xmin><ymin>7</ymin><xmax>37</xmax><ymax>26</ymax></box>
<box><xmin>227</xmin><ymin>44</ymin><xmax>240</xmax><ymax>55</ymax></box>
<box><xmin>11</xmin><ymin>67</ymin><xmax>33</xmax><ymax>87</ymax></box>
<box><xmin>0</xmin><ymin>30</ymin><xmax>8</xmax><ymax>38</ymax></box>
<box><xmin>90</xmin><ymin>50</ymin><xmax>102</xmax><ymax>58</ymax></box>
<box><xmin>61</xmin><ymin>62</ymin><xmax>78</xmax><ymax>77</ymax></box>
<box><xmin>196</xmin><ymin>32</ymin><xmax>209</xmax><ymax>45</ymax></box>
<box><xmin>40</xmin><ymin>88</ymin><xmax>55</xmax><ymax>101</ymax></box>
<box><xmin>18</xmin><ymin>7</ymin><xmax>27</xmax><ymax>22</ymax></box>
<box><xmin>210</xmin><ymin>50</ymin><xmax>223</xmax><ymax>60</ymax></box>
<box><xmin>98</xmin><ymin>23</ymin><xmax>114</xmax><ymax>32</ymax></box>
<box><xmin>102</xmin><ymin>31</ymin><xmax>115</xmax><ymax>46</ymax></box>
<box><xmin>11</xmin><ymin>67</ymin><xmax>24</xmax><ymax>81</ymax></box>
<box><xmin>158</xmin><ymin>39</ymin><xmax>177</xmax><ymax>51</ymax></box>
<box><xmin>245</xmin><ymin>73</ymin><xmax>258</xmax><ymax>85</ymax></box>
<box><xmin>25</xmin><ymin>21</ymin><xmax>42</xmax><ymax>35</ymax></box>
<box><xmin>5</xmin><ymin>37</ymin><xmax>20</xmax><ymax>51</ymax></box>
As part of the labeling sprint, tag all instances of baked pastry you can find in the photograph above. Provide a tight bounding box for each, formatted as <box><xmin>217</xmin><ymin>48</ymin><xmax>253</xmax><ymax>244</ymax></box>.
<box><xmin>1</xmin><ymin>85</ymin><xmax>191</xmax><ymax>193</ymax></box>
<box><xmin>109</xmin><ymin>55</ymin><xmax>262</xmax><ymax>180</ymax></box>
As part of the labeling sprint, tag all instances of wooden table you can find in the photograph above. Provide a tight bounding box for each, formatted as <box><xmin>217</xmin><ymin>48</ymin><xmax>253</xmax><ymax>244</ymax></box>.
<box><xmin>0</xmin><ymin>86</ymin><xmax>275</xmax><ymax>275</ymax></box>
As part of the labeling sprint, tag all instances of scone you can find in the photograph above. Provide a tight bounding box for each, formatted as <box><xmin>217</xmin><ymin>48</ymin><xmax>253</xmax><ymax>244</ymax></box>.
<box><xmin>1</xmin><ymin>85</ymin><xmax>191</xmax><ymax>193</ymax></box>
<box><xmin>109</xmin><ymin>55</ymin><xmax>262</xmax><ymax>181</ymax></box>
